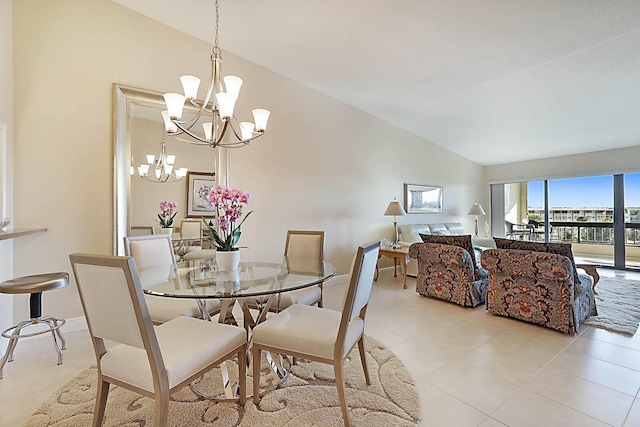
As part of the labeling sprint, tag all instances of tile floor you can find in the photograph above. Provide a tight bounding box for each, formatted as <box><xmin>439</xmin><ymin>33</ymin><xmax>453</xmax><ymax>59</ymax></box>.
<box><xmin>2</xmin><ymin>267</ymin><xmax>640</xmax><ymax>426</ymax></box>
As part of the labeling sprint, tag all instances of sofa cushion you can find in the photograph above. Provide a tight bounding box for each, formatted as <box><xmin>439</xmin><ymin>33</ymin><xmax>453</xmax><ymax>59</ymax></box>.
<box><xmin>428</xmin><ymin>223</ymin><xmax>449</xmax><ymax>235</ymax></box>
<box><xmin>444</xmin><ymin>223</ymin><xmax>465</xmax><ymax>235</ymax></box>
<box><xmin>493</xmin><ymin>238</ymin><xmax>581</xmax><ymax>285</ymax></box>
<box><xmin>419</xmin><ymin>234</ymin><xmax>481</xmax><ymax>279</ymax></box>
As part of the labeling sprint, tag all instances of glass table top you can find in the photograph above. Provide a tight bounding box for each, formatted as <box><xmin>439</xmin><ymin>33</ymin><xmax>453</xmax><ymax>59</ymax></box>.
<box><xmin>139</xmin><ymin>256</ymin><xmax>336</xmax><ymax>299</ymax></box>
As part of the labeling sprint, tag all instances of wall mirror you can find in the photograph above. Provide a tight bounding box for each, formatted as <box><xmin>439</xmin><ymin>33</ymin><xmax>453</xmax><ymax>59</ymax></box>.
<box><xmin>113</xmin><ymin>84</ymin><xmax>219</xmax><ymax>255</ymax></box>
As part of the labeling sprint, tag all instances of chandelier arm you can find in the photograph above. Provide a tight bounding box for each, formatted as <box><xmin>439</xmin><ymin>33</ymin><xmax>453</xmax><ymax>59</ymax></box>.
<box><xmin>173</xmin><ymin>121</ymin><xmax>213</xmax><ymax>144</ymax></box>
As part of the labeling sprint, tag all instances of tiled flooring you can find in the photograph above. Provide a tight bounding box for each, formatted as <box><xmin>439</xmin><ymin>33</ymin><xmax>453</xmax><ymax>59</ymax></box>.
<box><xmin>2</xmin><ymin>268</ymin><xmax>640</xmax><ymax>426</ymax></box>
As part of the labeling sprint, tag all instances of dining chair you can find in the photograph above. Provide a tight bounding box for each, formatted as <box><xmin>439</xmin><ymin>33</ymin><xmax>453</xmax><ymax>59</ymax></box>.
<box><xmin>247</xmin><ymin>230</ymin><xmax>325</xmax><ymax>313</ymax></box>
<box><xmin>180</xmin><ymin>219</ymin><xmax>203</xmax><ymax>246</ymax></box>
<box><xmin>123</xmin><ymin>234</ymin><xmax>221</xmax><ymax>324</ymax></box>
<box><xmin>251</xmin><ymin>240</ymin><xmax>380</xmax><ymax>427</ymax></box>
<box><xmin>69</xmin><ymin>253</ymin><xmax>246</xmax><ymax>427</ymax></box>
<box><xmin>130</xmin><ymin>225</ymin><xmax>155</xmax><ymax>236</ymax></box>
<box><xmin>183</xmin><ymin>249</ymin><xmax>217</xmax><ymax>260</ymax></box>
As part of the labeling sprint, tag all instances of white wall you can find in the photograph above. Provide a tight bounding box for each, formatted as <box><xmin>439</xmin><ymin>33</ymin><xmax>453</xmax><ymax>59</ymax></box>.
<box><xmin>485</xmin><ymin>145</ymin><xmax>640</xmax><ymax>184</ymax></box>
<box><xmin>11</xmin><ymin>0</ymin><xmax>484</xmax><ymax>321</ymax></box>
<box><xmin>0</xmin><ymin>0</ymin><xmax>13</xmax><ymax>354</ymax></box>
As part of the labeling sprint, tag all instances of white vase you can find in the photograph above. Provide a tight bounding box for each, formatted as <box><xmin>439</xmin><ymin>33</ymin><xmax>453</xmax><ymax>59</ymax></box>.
<box><xmin>160</xmin><ymin>227</ymin><xmax>173</xmax><ymax>237</ymax></box>
<box><xmin>216</xmin><ymin>250</ymin><xmax>240</xmax><ymax>272</ymax></box>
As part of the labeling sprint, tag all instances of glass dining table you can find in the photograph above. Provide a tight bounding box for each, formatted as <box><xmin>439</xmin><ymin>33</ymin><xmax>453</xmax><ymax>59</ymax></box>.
<box><xmin>138</xmin><ymin>256</ymin><xmax>337</xmax><ymax>399</ymax></box>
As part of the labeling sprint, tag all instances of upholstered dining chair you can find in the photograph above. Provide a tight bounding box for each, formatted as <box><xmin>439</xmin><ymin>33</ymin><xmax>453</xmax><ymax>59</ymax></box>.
<box><xmin>183</xmin><ymin>249</ymin><xmax>217</xmax><ymax>260</ymax></box>
<box><xmin>69</xmin><ymin>253</ymin><xmax>246</xmax><ymax>427</ymax></box>
<box><xmin>130</xmin><ymin>225</ymin><xmax>155</xmax><ymax>236</ymax></box>
<box><xmin>248</xmin><ymin>230</ymin><xmax>325</xmax><ymax>314</ymax></box>
<box><xmin>123</xmin><ymin>234</ymin><xmax>221</xmax><ymax>324</ymax></box>
<box><xmin>251</xmin><ymin>240</ymin><xmax>380</xmax><ymax>427</ymax></box>
<box><xmin>180</xmin><ymin>220</ymin><xmax>202</xmax><ymax>245</ymax></box>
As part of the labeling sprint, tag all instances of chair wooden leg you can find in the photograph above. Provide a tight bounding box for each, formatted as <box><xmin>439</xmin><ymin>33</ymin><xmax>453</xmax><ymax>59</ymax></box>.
<box><xmin>93</xmin><ymin>377</ymin><xmax>110</xmax><ymax>427</ymax></box>
<box><xmin>252</xmin><ymin>345</ymin><xmax>261</xmax><ymax>405</ymax></box>
<box><xmin>334</xmin><ymin>360</ymin><xmax>351</xmax><ymax>427</ymax></box>
<box><xmin>154</xmin><ymin>393</ymin><xmax>169</xmax><ymax>427</ymax></box>
<box><xmin>238</xmin><ymin>346</ymin><xmax>247</xmax><ymax>406</ymax></box>
<box><xmin>357</xmin><ymin>337</ymin><xmax>370</xmax><ymax>385</ymax></box>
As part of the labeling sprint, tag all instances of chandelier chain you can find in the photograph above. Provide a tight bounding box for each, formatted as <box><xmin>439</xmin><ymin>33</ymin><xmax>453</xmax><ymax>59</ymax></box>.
<box><xmin>213</xmin><ymin>0</ymin><xmax>220</xmax><ymax>52</ymax></box>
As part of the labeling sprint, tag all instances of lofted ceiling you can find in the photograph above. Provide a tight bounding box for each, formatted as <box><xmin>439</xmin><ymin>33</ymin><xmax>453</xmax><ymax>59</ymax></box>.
<box><xmin>114</xmin><ymin>0</ymin><xmax>640</xmax><ymax>166</ymax></box>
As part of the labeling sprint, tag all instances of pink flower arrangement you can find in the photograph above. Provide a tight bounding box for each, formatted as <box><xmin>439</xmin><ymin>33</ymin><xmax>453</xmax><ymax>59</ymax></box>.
<box><xmin>203</xmin><ymin>186</ymin><xmax>252</xmax><ymax>251</ymax></box>
<box><xmin>157</xmin><ymin>200</ymin><xmax>178</xmax><ymax>228</ymax></box>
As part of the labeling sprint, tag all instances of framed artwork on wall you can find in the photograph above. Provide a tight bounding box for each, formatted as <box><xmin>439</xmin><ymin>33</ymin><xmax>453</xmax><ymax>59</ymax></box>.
<box><xmin>185</xmin><ymin>171</ymin><xmax>216</xmax><ymax>218</ymax></box>
<box><xmin>404</xmin><ymin>183</ymin><xmax>443</xmax><ymax>214</ymax></box>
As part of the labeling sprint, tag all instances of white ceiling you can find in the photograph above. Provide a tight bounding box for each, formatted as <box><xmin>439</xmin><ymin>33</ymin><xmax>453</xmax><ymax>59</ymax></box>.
<box><xmin>115</xmin><ymin>0</ymin><xmax>640</xmax><ymax>165</ymax></box>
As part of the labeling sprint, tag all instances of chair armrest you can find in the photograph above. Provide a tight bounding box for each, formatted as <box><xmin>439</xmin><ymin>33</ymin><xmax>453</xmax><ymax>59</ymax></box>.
<box><xmin>409</xmin><ymin>242</ymin><xmax>475</xmax><ymax>280</ymax></box>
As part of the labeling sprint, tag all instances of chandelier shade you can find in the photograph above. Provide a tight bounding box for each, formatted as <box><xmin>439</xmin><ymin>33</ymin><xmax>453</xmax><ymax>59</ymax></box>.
<box><xmin>163</xmin><ymin>0</ymin><xmax>270</xmax><ymax>148</ymax></box>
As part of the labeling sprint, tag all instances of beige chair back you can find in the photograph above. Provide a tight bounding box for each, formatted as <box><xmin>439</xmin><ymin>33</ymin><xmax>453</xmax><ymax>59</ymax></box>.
<box><xmin>285</xmin><ymin>230</ymin><xmax>324</xmax><ymax>260</ymax></box>
<box><xmin>180</xmin><ymin>220</ymin><xmax>202</xmax><ymax>240</ymax></box>
<box><xmin>336</xmin><ymin>241</ymin><xmax>380</xmax><ymax>353</ymax></box>
<box><xmin>183</xmin><ymin>249</ymin><xmax>217</xmax><ymax>260</ymax></box>
<box><xmin>69</xmin><ymin>254</ymin><xmax>158</xmax><ymax>351</ymax></box>
<box><xmin>123</xmin><ymin>234</ymin><xmax>176</xmax><ymax>271</ymax></box>
<box><xmin>130</xmin><ymin>226</ymin><xmax>155</xmax><ymax>236</ymax></box>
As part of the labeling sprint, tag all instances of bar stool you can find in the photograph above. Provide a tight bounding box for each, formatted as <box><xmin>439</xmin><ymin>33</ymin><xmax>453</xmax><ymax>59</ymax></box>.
<box><xmin>0</xmin><ymin>272</ymin><xmax>69</xmax><ymax>379</ymax></box>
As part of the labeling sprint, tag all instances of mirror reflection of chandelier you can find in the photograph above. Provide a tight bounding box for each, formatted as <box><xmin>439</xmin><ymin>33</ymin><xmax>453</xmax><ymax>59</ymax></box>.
<box><xmin>162</xmin><ymin>0</ymin><xmax>270</xmax><ymax>148</ymax></box>
<box><xmin>137</xmin><ymin>136</ymin><xmax>188</xmax><ymax>183</ymax></box>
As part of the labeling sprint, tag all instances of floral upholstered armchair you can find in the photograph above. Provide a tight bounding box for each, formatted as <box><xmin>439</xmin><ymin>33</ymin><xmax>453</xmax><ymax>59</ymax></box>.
<box><xmin>409</xmin><ymin>235</ymin><xmax>488</xmax><ymax>307</ymax></box>
<box><xmin>481</xmin><ymin>248</ymin><xmax>598</xmax><ymax>334</ymax></box>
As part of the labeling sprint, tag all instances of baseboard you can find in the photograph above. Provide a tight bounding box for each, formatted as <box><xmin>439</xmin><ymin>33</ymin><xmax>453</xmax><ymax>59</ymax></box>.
<box><xmin>62</xmin><ymin>316</ymin><xmax>88</xmax><ymax>333</ymax></box>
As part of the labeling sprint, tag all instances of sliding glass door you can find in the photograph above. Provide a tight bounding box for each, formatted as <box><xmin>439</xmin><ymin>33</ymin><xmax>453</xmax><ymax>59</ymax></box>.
<box><xmin>547</xmin><ymin>176</ymin><xmax>614</xmax><ymax>267</ymax></box>
<box><xmin>492</xmin><ymin>173</ymin><xmax>639</xmax><ymax>270</ymax></box>
<box><xmin>625</xmin><ymin>173</ymin><xmax>640</xmax><ymax>268</ymax></box>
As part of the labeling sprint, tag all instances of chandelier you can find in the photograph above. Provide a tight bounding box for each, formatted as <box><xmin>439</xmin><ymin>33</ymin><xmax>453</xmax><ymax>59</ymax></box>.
<box><xmin>137</xmin><ymin>134</ymin><xmax>188</xmax><ymax>183</ymax></box>
<box><xmin>162</xmin><ymin>0</ymin><xmax>270</xmax><ymax>148</ymax></box>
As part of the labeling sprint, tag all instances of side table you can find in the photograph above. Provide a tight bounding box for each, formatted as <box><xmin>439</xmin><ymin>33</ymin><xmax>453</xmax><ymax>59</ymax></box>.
<box><xmin>374</xmin><ymin>246</ymin><xmax>409</xmax><ymax>289</ymax></box>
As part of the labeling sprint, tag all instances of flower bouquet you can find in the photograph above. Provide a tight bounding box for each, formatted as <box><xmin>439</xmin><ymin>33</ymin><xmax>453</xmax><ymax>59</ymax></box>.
<box><xmin>202</xmin><ymin>186</ymin><xmax>252</xmax><ymax>252</ymax></box>
<box><xmin>156</xmin><ymin>200</ymin><xmax>178</xmax><ymax>228</ymax></box>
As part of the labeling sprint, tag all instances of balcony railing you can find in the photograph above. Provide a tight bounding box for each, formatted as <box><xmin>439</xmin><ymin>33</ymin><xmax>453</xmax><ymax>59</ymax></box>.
<box><xmin>548</xmin><ymin>221</ymin><xmax>640</xmax><ymax>245</ymax></box>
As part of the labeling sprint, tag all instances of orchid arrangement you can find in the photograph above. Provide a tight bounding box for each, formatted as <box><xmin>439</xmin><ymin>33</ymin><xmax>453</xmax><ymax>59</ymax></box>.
<box><xmin>156</xmin><ymin>200</ymin><xmax>178</xmax><ymax>228</ymax></box>
<box><xmin>202</xmin><ymin>185</ymin><xmax>252</xmax><ymax>252</ymax></box>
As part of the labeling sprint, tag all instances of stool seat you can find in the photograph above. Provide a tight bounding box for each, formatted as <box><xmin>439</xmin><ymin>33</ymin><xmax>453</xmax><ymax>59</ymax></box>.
<box><xmin>0</xmin><ymin>272</ymin><xmax>69</xmax><ymax>380</ymax></box>
<box><xmin>0</xmin><ymin>272</ymin><xmax>68</xmax><ymax>294</ymax></box>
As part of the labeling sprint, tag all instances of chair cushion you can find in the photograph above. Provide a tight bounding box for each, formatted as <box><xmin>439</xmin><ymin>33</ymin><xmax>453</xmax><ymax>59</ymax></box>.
<box><xmin>100</xmin><ymin>316</ymin><xmax>245</xmax><ymax>393</ymax></box>
<box><xmin>275</xmin><ymin>286</ymin><xmax>322</xmax><ymax>309</ymax></box>
<box><xmin>145</xmin><ymin>295</ymin><xmax>221</xmax><ymax>324</ymax></box>
<box><xmin>252</xmin><ymin>304</ymin><xmax>364</xmax><ymax>360</ymax></box>
<box><xmin>493</xmin><ymin>238</ymin><xmax>581</xmax><ymax>285</ymax></box>
<box><xmin>419</xmin><ymin>234</ymin><xmax>481</xmax><ymax>279</ymax></box>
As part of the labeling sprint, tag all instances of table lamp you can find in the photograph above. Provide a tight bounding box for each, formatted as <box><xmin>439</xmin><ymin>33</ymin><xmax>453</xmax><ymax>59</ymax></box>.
<box><xmin>467</xmin><ymin>202</ymin><xmax>486</xmax><ymax>236</ymax></box>
<box><xmin>384</xmin><ymin>198</ymin><xmax>406</xmax><ymax>248</ymax></box>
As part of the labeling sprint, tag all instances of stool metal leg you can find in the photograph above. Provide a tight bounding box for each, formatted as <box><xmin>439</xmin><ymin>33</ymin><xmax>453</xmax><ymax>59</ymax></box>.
<box><xmin>0</xmin><ymin>320</ymin><xmax>29</xmax><ymax>379</ymax></box>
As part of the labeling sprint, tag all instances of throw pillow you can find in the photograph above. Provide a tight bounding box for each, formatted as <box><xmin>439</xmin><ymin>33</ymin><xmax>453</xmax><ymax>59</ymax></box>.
<box><xmin>493</xmin><ymin>238</ymin><xmax>581</xmax><ymax>285</ymax></box>
<box><xmin>419</xmin><ymin>233</ymin><xmax>481</xmax><ymax>278</ymax></box>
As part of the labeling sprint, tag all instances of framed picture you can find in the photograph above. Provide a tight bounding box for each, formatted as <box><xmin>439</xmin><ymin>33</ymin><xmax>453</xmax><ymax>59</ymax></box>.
<box><xmin>404</xmin><ymin>183</ymin><xmax>443</xmax><ymax>214</ymax></box>
<box><xmin>185</xmin><ymin>171</ymin><xmax>216</xmax><ymax>218</ymax></box>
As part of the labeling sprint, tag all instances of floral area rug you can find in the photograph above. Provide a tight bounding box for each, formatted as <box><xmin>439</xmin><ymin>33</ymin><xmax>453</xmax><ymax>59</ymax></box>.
<box><xmin>26</xmin><ymin>336</ymin><xmax>422</xmax><ymax>426</ymax></box>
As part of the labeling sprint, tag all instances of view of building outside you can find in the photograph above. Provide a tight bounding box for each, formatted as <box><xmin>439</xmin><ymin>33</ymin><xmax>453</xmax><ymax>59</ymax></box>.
<box><xmin>525</xmin><ymin>174</ymin><xmax>640</xmax><ymax>247</ymax></box>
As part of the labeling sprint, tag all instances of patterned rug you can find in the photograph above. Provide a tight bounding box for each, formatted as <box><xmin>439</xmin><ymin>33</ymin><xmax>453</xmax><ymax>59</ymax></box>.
<box><xmin>583</xmin><ymin>276</ymin><xmax>640</xmax><ymax>335</ymax></box>
<box><xmin>25</xmin><ymin>336</ymin><xmax>422</xmax><ymax>426</ymax></box>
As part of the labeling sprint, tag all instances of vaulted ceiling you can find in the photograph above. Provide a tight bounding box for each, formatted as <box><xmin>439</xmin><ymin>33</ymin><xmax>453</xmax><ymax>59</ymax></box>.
<box><xmin>115</xmin><ymin>0</ymin><xmax>640</xmax><ymax>165</ymax></box>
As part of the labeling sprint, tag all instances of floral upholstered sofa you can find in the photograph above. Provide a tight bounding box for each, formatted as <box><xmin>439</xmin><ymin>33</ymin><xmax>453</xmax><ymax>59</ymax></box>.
<box><xmin>408</xmin><ymin>234</ymin><xmax>488</xmax><ymax>307</ymax></box>
<box><xmin>480</xmin><ymin>238</ymin><xmax>598</xmax><ymax>334</ymax></box>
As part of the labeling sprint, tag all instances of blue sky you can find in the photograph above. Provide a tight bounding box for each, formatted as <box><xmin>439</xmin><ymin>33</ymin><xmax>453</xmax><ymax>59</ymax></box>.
<box><xmin>527</xmin><ymin>173</ymin><xmax>640</xmax><ymax>208</ymax></box>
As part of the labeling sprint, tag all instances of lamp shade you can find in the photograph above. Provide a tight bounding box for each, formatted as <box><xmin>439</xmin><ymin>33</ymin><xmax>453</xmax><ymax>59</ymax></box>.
<box><xmin>384</xmin><ymin>200</ymin><xmax>406</xmax><ymax>216</ymax></box>
<box><xmin>467</xmin><ymin>202</ymin><xmax>486</xmax><ymax>216</ymax></box>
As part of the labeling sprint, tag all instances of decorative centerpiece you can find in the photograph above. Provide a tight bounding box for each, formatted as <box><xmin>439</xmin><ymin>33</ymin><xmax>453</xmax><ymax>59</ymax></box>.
<box><xmin>156</xmin><ymin>200</ymin><xmax>178</xmax><ymax>236</ymax></box>
<box><xmin>203</xmin><ymin>186</ymin><xmax>252</xmax><ymax>272</ymax></box>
